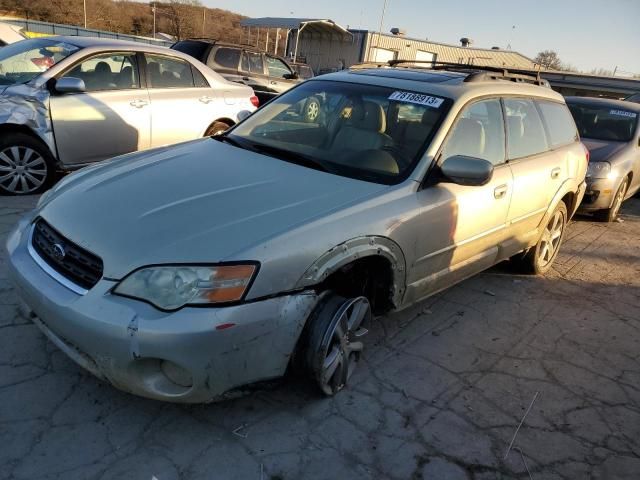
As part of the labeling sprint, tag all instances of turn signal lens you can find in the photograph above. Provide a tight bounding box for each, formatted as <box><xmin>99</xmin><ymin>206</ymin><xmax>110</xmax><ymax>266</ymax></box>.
<box><xmin>250</xmin><ymin>95</ymin><xmax>260</xmax><ymax>107</ymax></box>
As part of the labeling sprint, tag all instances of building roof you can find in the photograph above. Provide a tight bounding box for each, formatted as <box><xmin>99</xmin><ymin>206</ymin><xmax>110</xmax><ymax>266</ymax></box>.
<box><xmin>240</xmin><ymin>17</ymin><xmax>351</xmax><ymax>37</ymax></box>
<box><xmin>353</xmin><ymin>30</ymin><xmax>536</xmax><ymax>69</ymax></box>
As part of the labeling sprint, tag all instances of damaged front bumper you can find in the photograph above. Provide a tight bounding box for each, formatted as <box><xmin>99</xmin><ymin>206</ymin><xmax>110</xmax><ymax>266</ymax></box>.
<box><xmin>577</xmin><ymin>176</ymin><xmax>622</xmax><ymax>212</ymax></box>
<box><xmin>6</xmin><ymin>218</ymin><xmax>317</xmax><ymax>403</ymax></box>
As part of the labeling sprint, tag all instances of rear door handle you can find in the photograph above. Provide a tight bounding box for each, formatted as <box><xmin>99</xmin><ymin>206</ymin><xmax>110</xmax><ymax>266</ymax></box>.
<box><xmin>129</xmin><ymin>99</ymin><xmax>148</xmax><ymax>108</ymax></box>
<box><xmin>199</xmin><ymin>96</ymin><xmax>215</xmax><ymax>104</ymax></box>
<box><xmin>494</xmin><ymin>184</ymin><xmax>508</xmax><ymax>199</ymax></box>
<box><xmin>269</xmin><ymin>80</ymin><xmax>277</xmax><ymax>85</ymax></box>
<box><xmin>551</xmin><ymin>167</ymin><xmax>561</xmax><ymax>179</ymax></box>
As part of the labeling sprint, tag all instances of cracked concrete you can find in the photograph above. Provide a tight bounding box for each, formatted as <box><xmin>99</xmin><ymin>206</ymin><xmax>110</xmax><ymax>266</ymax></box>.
<box><xmin>1</xmin><ymin>194</ymin><xmax>639</xmax><ymax>480</ymax></box>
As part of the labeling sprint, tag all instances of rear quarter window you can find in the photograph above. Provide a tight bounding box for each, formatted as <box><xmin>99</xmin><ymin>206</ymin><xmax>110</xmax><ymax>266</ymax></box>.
<box><xmin>211</xmin><ymin>47</ymin><xmax>241</xmax><ymax>69</ymax></box>
<box><xmin>536</xmin><ymin>100</ymin><xmax>578</xmax><ymax>148</ymax></box>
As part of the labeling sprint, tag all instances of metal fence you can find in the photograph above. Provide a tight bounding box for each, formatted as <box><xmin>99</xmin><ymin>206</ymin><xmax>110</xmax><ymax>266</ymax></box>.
<box><xmin>2</xmin><ymin>17</ymin><xmax>172</xmax><ymax>47</ymax></box>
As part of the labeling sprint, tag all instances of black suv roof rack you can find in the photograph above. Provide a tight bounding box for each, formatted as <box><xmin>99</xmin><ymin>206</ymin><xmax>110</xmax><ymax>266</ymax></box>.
<box><xmin>386</xmin><ymin>60</ymin><xmax>549</xmax><ymax>87</ymax></box>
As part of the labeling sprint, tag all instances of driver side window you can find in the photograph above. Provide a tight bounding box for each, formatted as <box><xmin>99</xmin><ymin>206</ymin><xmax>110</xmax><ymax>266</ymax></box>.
<box><xmin>67</xmin><ymin>52</ymin><xmax>139</xmax><ymax>92</ymax></box>
<box><xmin>441</xmin><ymin>98</ymin><xmax>505</xmax><ymax>166</ymax></box>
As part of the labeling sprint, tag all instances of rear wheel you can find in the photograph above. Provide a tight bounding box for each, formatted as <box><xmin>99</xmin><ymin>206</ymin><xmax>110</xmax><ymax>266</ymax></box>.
<box><xmin>595</xmin><ymin>177</ymin><xmax>628</xmax><ymax>222</ymax></box>
<box><xmin>303</xmin><ymin>293</ymin><xmax>371</xmax><ymax>396</ymax></box>
<box><xmin>511</xmin><ymin>201</ymin><xmax>568</xmax><ymax>275</ymax></box>
<box><xmin>0</xmin><ymin>133</ymin><xmax>55</xmax><ymax>196</ymax></box>
<box><xmin>204</xmin><ymin>121</ymin><xmax>231</xmax><ymax>137</ymax></box>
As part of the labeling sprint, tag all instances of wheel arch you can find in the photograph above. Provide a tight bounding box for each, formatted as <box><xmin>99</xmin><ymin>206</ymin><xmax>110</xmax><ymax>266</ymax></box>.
<box><xmin>203</xmin><ymin>118</ymin><xmax>235</xmax><ymax>136</ymax></box>
<box><xmin>294</xmin><ymin>236</ymin><xmax>407</xmax><ymax>311</ymax></box>
<box><xmin>0</xmin><ymin>123</ymin><xmax>56</xmax><ymax>160</ymax></box>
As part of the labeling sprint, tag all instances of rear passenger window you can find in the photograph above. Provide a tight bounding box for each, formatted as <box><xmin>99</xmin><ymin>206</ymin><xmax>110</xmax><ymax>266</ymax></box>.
<box><xmin>504</xmin><ymin>98</ymin><xmax>549</xmax><ymax>159</ymax></box>
<box><xmin>145</xmin><ymin>54</ymin><xmax>194</xmax><ymax>89</ymax></box>
<box><xmin>192</xmin><ymin>66</ymin><xmax>209</xmax><ymax>88</ymax></box>
<box><xmin>241</xmin><ymin>52</ymin><xmax>264</xmax><ymax>74</ymax></box>
<box><xmin>212</xmin><ymin>47</ymin><xmax>241</xmax><ymax>69</ymax></box>
<box><xmin>536</xmin><ymin>100</ymin><xmax>578</xmax><ymax>148</ymax></box>
<box><xmin>441</xmin><ymin>99</ymin><xmax>505</xmax><ymax>166</ymax></box>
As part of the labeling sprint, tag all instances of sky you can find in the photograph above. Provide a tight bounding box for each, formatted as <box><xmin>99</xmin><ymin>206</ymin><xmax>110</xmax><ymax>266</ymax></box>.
<box><xmin>201</xmin><ymin>0</ymin><xmax>640</xmax><ymax>74</ymax></box>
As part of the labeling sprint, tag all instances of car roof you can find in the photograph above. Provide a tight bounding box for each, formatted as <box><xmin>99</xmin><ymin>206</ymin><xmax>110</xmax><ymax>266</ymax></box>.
<box><xmin>565</xmin><ymin>96</ymin><xmax>640</xmax><ymax>113</ymax></box>
<box><xmin>318</xmin><ymin>67</ymin><xmax>565</xmax><ymax>103</ymax></box>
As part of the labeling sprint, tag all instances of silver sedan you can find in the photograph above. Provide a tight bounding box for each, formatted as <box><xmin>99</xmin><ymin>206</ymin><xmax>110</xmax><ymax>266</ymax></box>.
<box><xmin>0</xmin><ymin>36</ymin><xmax>257</xmax><ymax>195</ymax></box>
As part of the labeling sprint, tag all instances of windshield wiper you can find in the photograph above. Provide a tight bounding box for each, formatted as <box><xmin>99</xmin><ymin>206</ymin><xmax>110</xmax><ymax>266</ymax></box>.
<box><xmin>248</xmin><ymin>141</ymin><xmax>330</xmax><ymax>173</ymax></box>
<box><xmin>214</xmin><ymin>134</ymin><xmax>258</xmax><ymax>152</ymax></box>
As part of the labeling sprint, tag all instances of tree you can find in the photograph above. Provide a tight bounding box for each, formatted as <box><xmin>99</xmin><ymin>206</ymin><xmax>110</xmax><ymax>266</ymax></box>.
<box><xmin>534</xmin><ymin>50</ymin><xmax>562</xmax><ymax>70</ymax></box>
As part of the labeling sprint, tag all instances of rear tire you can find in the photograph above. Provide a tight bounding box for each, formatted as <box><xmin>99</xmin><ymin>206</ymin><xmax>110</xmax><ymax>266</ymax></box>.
<box><xmin>204</xmin><ymin>121</ymin><xmax>231</xmax><ymax>137</ymax></box>
<box><xmin>594</xmin><ymin>177</ymin><xmax>628</xmax><ymax>222</ymax></box>
<box><xmin>511</xmin><ymin>201</ymin><xmax>568</xmax><ymax>275</ymax></box>
<box><xmin>302</xmin><ymin>293</ymin><xmax>371</xmax><ymax>396</ymax></box>
<box><xmin>0</xmin><ymin>133</ymin><xmax>55</xmax><ymax>196</ymax></box>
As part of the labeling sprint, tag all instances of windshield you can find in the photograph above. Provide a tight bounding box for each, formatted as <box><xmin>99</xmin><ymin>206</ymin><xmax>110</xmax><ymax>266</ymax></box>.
<box><xmin>568</xmin><ymin>102</ymin><xmax>638</xmax><ymax>142</ymax></box>
<box><xmin>228</xmin><ymin>80</ymin><xmax>450</xmax><ymax>184</ymax></box>
<box><xmin>0</xmin><ymin>38</ymin><xmax>80</xmax><ymax>86</ymax></box>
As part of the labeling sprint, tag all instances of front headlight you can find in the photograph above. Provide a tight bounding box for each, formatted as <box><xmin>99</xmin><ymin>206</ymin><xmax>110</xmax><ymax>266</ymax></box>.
<box><xmin>586</xmin><ymin>161</ymin><xmax>611</xmax><ymax>179</ymax></box>
<box><xmin>113</xmin><ymin>264</ymin><xmax>258</xmax><ymax>311</ymax></box>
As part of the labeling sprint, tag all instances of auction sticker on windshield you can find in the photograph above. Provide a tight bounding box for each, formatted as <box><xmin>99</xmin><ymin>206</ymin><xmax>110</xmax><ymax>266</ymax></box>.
<box><xmin>610</xmin><ymin>109</ymin><xmax>637</xmax><ymax>118</ymax></box>
<box><xmin>389</xmin><ymin>91</ymin><xmax>444</xmax><ymax>108</ymax></box>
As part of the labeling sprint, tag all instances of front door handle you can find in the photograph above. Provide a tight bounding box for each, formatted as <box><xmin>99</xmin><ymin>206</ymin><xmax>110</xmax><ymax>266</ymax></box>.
<box><xmin>129</xmin><ymin>99</ymin><xmax>148</xmax><ymax>108</ymax></box>
<box><xmin>494</xmin><ymin>184</ymin><xmax>508</xmax><ymax>199</ymax></box>
<box><xmin>199</xmin><ymin>96</ymin><xmax>215</xmax><ymax>104</ymax></box>
<box><xmin>551</xmin><ymin>167</ymin><xmax>561</xmax><ymax>179</ymax></box>
<box><xmin>270</xmin><ymin>80</ymin><xmax>277</xmax><ymax>85</ymax></box>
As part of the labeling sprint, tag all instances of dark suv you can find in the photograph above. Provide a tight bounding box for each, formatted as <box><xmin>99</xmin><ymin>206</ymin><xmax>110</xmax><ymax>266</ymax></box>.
<box><xmin>171</xmin><ymin>39</ymin><xmax>301</xmax><ymax>104</ymax></box>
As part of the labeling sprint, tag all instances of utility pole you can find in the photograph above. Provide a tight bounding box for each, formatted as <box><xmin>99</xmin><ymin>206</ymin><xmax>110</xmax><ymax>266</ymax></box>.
<box><xmin>83</xmin><ymin>0</ymin><xmax>87</xmax><ymax>28</ymax></box>
<box><xmin>369</xmin><ymin>0</ymin><xmax>388</xmax><ymax>61</ymax></box>
<box><xmin>152</xmin><ymin>3</ymin><xmax>156</xmax><ymax>39</ymax></box>
<box><xmin>202</xmin><ymin>8</ymin><xmax>206</xmax><ymax>37</ymax></box>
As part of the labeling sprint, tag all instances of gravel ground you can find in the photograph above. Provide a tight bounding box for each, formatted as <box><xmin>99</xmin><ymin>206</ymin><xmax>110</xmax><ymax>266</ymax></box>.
<box><xmin>1</xmin><ymin>194</ymin><xmax>639</xmax><ymax>480</ymax></box>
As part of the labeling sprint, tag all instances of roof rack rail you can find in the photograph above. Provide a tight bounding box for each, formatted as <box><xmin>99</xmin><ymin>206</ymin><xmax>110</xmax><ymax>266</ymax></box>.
<box><xmin>386</xmin><ymin>60</ymin><xmax>550</xmax><ymax>87</ymax></box>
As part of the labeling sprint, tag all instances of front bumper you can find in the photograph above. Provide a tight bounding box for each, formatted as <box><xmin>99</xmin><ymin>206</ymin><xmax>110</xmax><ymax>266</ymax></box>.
<box><xmin>6</xmin><ymin>216</ymin><xmax>317</xmax><ymax>403</ymax></box>
<box><xmin>578</xmin><ymin>176</ymin><xmax>623</xmax><ymax>212</ymax></box>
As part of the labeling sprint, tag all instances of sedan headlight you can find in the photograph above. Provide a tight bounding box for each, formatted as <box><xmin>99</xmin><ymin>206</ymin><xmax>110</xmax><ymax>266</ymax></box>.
<box><xmin>586</xmin><ymin>161</ymin><xmax>611</xmax><ymax>179</ymax></box>
<box><xmin>113</xmin><ymin>264</ymin><xmax>258</xmax><ymax>311</ymax></box>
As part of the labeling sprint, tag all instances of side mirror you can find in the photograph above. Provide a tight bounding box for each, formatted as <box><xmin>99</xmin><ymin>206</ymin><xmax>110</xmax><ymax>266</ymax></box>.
<box><xmin>55</xmin><ymin>77</ymin><xmax>86</xmax><ymax>94</ymax></box>
<box><xmin>440</xmin><ymin>155</ymin><xmax>494</xmax><ymax>186</ymax></box>
<box><xmin>237</xmin><ymin>110</ymin><xmax>252</xmax><ymax>122</ymax></box>
<box><xmin>283</xmin><ymin>72</ymin><xmax>299</xmax><ymax>80</ymax></box>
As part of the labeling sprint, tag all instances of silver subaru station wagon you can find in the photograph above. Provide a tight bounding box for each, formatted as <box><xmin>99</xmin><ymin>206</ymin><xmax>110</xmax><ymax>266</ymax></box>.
<box><xmin>7</xmin><ymin>65</ymin><xmax>588</xmax><ymax>402</ymax></box>
<box><xmin>0</xmin><ymin>36</ymin><xmax>257</xmax><ymax>195</ymax></box>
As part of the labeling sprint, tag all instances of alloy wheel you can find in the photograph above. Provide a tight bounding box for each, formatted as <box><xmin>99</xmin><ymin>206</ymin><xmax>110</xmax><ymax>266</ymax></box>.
<box><xmin>315</xmin><ymin>296</ymin><xmax>371</xmax><ymax>395</ymax></box>
<box><xmin>537</xmin><ymin>209</ymin><xmax>565</xmax><ymax>268</ymax></box>
<box><xmin>306</xmin><ymin>100</ymin><xmax>320</xmax><ymax>121</ymax></box>
<box><xmin>611</xmin><ymin>179</ymin><xmax>627</xmax><ymax>220</ymax></box>
<box><xmin>0</xmin><ymin>146</ymin><xmax>48</xmax><ymax>194</ymax></box>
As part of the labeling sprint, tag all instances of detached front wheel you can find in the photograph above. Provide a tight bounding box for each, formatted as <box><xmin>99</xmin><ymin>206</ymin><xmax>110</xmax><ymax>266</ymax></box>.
<box><xmin>512</xmin><ymin>201</ymin><xmax>568</xmax><ymax>275</ymax></box>
<box><xmin>304</xmin><ymin>294</ymin><xmax>371</xmax><ymax>396</ymax></box>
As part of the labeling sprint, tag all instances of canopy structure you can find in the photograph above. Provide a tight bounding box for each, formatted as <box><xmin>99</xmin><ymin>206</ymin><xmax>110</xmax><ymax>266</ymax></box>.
<box><xmin>239</xmin><ymin>17</ymin><xmax>352</xmax><ymax>61</ymax></box>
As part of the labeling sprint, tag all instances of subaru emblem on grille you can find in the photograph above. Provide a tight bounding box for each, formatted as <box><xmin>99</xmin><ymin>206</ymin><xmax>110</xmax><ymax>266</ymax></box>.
<box><xmin>52</xmin><ymin>243</ymin><xmax>66</xmax><ymax>261</ymax></box>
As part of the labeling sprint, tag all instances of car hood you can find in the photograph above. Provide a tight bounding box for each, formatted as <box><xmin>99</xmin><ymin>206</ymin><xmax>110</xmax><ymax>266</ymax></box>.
<box><xmin>39</xmin><ymin>139</ymin><xmax>386</xmax><ymax>279</ymax></box>
<box><xmin>582</xmin><ymin>138</ymin><xmax>627</xmax><ymax>163</ymax></box>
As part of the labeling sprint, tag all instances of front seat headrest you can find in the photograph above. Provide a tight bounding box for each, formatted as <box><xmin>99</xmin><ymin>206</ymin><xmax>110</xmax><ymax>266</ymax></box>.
<box><xmin>351</xmin><ymin>101</ymin><xmax>387</xmax><ymax>133</ymax></box>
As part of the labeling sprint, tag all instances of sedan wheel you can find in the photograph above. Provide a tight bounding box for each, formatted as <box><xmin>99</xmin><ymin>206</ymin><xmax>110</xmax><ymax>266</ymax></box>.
<box><xmin>595</xmin><ymin>177</ymin><xmax>627</xmax><ymax>222</ymax></box>
<box><xmin>0</xmin><ymin>146</ymin><xmax>49</xmax><ymax>195</ymax></box>
<box><xmin>305</xmin><ymin>294</ymin><xmax>371</xmax><ymax>396</ymax></box>
<box><xmin>0</xmin><ymin>133</ymin><xmax>54</xmax><ymax>196</ymax></box>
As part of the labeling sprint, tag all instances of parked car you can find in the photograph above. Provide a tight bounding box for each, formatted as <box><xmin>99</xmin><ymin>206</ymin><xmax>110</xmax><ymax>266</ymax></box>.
<box><xmin>0</xmin><ymin>36</ymin><xmax>258</xmax><ymax>195</ymax></box>
<box><xmin>171</xmin><ymin>39</ymin><xmax>301</xmax><ymax>105</ymax></box>
<box><xmin>624</xmin><ymin>92</ymin><xmax>640</xmax><ymax>104</ymax></box>
<box><xmin>0</xmin><ymin>21</ymin><xmax>27</xmax><ymax>47</ymax></box>
<box><xmin>566</xmin><ymin>97</ymin><xmax>640</xmax><ymax>221</ymax></box>
<box><xmin>7</xmin><ymin>64</ymin><xmax>587</xmax><ymax>402</ymax></box>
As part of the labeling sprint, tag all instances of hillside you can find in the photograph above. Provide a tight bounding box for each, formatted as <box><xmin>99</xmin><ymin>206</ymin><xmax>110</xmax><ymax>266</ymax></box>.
<box><xmin>0</xmin><ymin>0</ymin><xmax>247</xmax><ymax>42</ymax></box>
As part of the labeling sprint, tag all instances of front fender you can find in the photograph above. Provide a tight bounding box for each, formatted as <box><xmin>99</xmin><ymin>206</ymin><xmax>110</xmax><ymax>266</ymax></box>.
<box><xmin>294</xmin><ymin>236</ymin><xmax>407</xmax><ymax>307</ymax></box>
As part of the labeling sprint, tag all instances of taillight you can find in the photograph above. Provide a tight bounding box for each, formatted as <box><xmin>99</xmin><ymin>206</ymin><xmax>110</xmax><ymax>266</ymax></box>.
<box><xmin>582</xmin><ymin>142</ymin><xmax>590</xmax><ymax>162</ymax></box>
<box><xmin>250</xmin><ymin>95</ymin><xmax>259</xmax><ymax>108</ymax></box>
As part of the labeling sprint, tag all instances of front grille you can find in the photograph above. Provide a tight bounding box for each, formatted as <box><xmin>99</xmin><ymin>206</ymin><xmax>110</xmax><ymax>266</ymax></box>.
<box><xmin>31</xmin><ymin>218</ymin><xmax>103</xmax><ymax>290</ymax></box>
